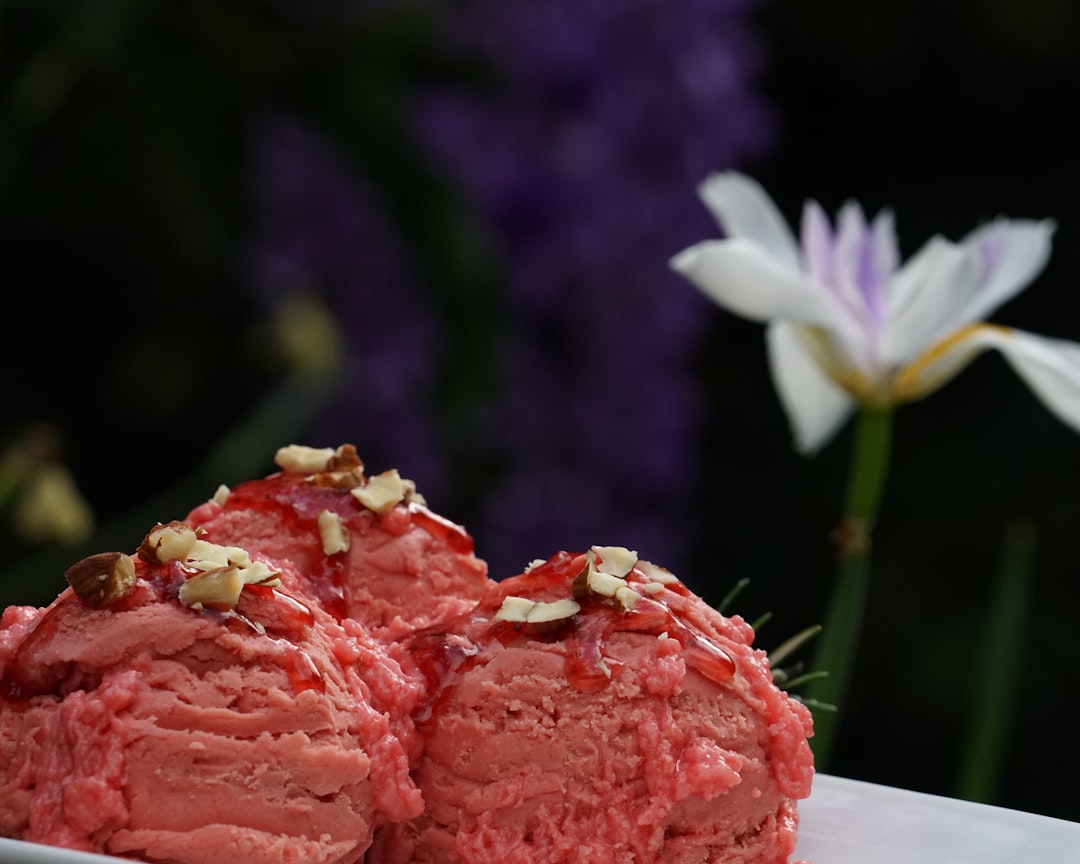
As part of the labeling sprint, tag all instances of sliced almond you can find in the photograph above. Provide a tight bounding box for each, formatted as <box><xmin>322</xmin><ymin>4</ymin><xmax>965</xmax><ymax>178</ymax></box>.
<box><xmin>494</xmin><ymin>595</ymin><xmax>536</xmax><ymax>623</ymax></box>
<box><xmin>404</xmin><ymin>480</ymin><xmax>426</xmax><ymax>506</ymax></box>
<box><xmin>186</xmin><ymin>539</ymin><xmax>252</xmax><ymax>571</ymax></box>
<box><xmin>573</xmin><ymin>550</ymin><xmax>626</xmax><ymax>600</ymax></box>
<box><xmin>138</xmin><ymin>521</ymin><xmax>198</xmax><ymax>564</ymax></box>
<box><xmin>613</xmin><ymin>585</ymin><xmax>641</xmax><ymax>611</ymax></box>
<box><xmin>240</xmin><ymin>560</ymin><xmax>282</xmax><ymax>587</ymax></box>
<box><xmin>572</xmin><ymin>548</ymin><xmax>644</xmax><ymax>613</ymax></box>
<box><xmin>637</xmin><ymin>559</ymin><xmax>678</xmax><ymax>585</ymax></box>
<box><xmin>211</xmin><ymin>484</ymin><xmax>231</xmax><ymax>506</ymax></box>
<box><xmin>592</xmin><ymin>545</ymin><xmax>638</xmax><ymax>578</ymax></box>
<box><xmin>587</xmin><ymin>569</ymin><xmax>628</xmax><ymax>598</ymax></box>
<box><xmin>65</xmin><ymin>552</ymin><xmax>136</xmax><ymax>608</ymax></box>
<box><xmin>351</xmin><ymin>469</ymin><xmax>407</xmax><ymax>514</ymax></box>
<box><xmin>179</xmin><ymin>566</ymin><xmax>245</xmax><ymax>609</ymax></box>
<box><xmin>274</xmin><ymin>444</ymin><xmax>335</xmax><ymax>474</ymax></box>
<box><xmin>526</xmin><ymin>598</ymin><xmax>581</xmax><ymax>623</ymax></box>
<box><xmin>317</xmin><ymin>510</ymin><xmax>351</xmax><ymax>556</ymax></box>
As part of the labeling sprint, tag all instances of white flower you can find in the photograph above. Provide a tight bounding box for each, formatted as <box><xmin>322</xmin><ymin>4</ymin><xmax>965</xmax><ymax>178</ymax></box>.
<box><xmin>671</xmin><ymin>171</ymin><xmax>1080</xmax><ymax>454</ymax></box>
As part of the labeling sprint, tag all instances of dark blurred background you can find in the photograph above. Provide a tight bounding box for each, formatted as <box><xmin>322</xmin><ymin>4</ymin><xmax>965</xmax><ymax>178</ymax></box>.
<box><xmin>3</xmin><ymin>0</ymin><xmax>1079</xmax><ymax>824</ymax></box>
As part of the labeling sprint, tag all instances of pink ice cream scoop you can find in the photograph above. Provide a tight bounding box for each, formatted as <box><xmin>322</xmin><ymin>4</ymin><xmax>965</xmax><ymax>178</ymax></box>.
<box><xmin>377</xmin><ymin>547</ymin><xmax>815</xmax><ymax>864</ymax></box>
<box><xmin>1</xmin><ymin>443</ymin><xmax>815</xmax><ymax>864</ymax></box>
<box><xmin>186</xmin><ymin>444</ymin><xmax>492</xmax><ymax>640</ymax></box>
<box><xmin>0</xmin><ymin>523</ymin><xmax>423</xmax><ymax>864</ymax></box>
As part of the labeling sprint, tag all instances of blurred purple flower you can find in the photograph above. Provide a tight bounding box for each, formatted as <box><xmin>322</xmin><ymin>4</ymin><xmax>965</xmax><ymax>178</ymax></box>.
<box><xmin>244</xmin><ymin>111</ymin><xmax>446</xmax><ymax>491</ymax></box>
<box><xmin>244</xmin><ymin>0</ymin><xmax>775</xmax><ymax>585</ymax></box>
<box><xmin>411</xmin><ymin>0</ymin><xmax>775</xmax><ymax>578</ymax></box>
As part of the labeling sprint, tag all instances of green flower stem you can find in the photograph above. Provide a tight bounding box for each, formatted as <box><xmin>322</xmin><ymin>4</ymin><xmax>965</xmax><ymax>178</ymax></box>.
<box><xmin>806</xmin><ymin>404</ymin><xmax>894</xmax><ymax>770</ymax></box>
<box><xmin>953</xmin><ymin>518</ymin><xmax>1034</xmax><ymax>803</ymax></box>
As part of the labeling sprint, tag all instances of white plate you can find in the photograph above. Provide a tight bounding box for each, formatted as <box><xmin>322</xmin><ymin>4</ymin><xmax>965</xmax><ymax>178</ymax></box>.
<box><xmin>1</xmin><ymin>774</ymin><xmax>1078</xmax><ymax>862</ymax></box>
<box><xmin>796</xmin><ymin>774</ymin><xmax>1080</xmax><ymax>862</ymax></box>
<box><xmin>0</xmin><ymin>839</ymin><xmax>120</xmax><ymax>864</ymax></box>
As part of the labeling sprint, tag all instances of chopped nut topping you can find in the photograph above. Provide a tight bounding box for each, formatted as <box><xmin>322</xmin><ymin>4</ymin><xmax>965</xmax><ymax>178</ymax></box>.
<box><xmin>526</xmin><ymin>598</ymin><xmax>581</xmax><ymax>623</ymax></box>
<box><xmin>64</xmin><ymin>552</ymin><xmax>136</xmax><ymax>608</ymax></box>
<box><xmin>574</xmin><ymin>549</ymin><xmax>627</xmax><ymax>598</ymax></box>
<box><xmin>317</xmin><ymin>510</ymin><xmax>351</xmax><ymax>555</ymax></box>
<box><xmin>571</xmin><ymin>547</ymin><xmax>646</xmax><ymax>612</ymax></box>
<box><xmin>309</xmin><ymin>466</ymin><xmax>366</xmax><ymax>490</ymax></box>
<box><xmin>274</xmin><ymin>444</ymin><xmax>336</xmax><ymax>474</ymax></box>
<box><xmin>351</xmin><ymin>469</ymin><xmax>407</xmax><ymax>514</ymax></box>
<box><xmin>406</xmin><ymin>483</ymin><xmax>427</xmax><ymax>506</ymax></box>
<box><xmin>274</xmin><ymin>443</ymin><xmax>422</xmax><ymax>504</ymax></box>
<box><xmin>495</xmin><ymin>595</ymin><xmax>536</xmax><ymax>623</ymax></box>
<box><xmin>637</xmin><ymin>559</ymin><xmax>678</xmax><ymax>585</ymax></box>
<box><xmin>641</xmin><ymin>581</ymin><xmax>666</xmax><ymax>595</ymax></box>
<box><xmin>136</xmin><ymin>526</ymin><xmax>282</xmax><ymax>611</ymax></box>
<box><xmin>138</xmin><ymin>521</ymin><xmax>198</xmax><ymax>564</ymax></box>
<box><xmin>586</xmin><ymin>568</ymin><xmax>628</xmax><ymax>598</ymax></box>
<box><xmin>613</xmin><ymin>585</ymin><xmax>641</xmax><ymax>611</ymax></box>
<box><xmin>495</xmin><ymin>595</ymin><xmax>580</xmax><ymax>629</ymax></box>
<box><xmin>592</xmin><ymin>545</ymin><xmax>638</xmax><ymax>578</ymax></box>
<box><xmin>186</xmin><ymin>540</ymin><xmax>252</xmax><ymax>571</ymax></box>
<box><xmin>178</xmin><ymin>567</ymin><xmax>245</xmax><ymax>610</ymax></box>
<box><xmin>241</xmin><ymin>560</ymin><xmax>282</xmax><ymax>587</ymax></box>
<box><xmin>327</xmin><ymin>444</ymin><xmax>363</xmax><ymax>472</ymax></box>
<box><xmin>212</xmin><ymin>484</ymin><xmax>231</xmax><ymax>506</ymax></box>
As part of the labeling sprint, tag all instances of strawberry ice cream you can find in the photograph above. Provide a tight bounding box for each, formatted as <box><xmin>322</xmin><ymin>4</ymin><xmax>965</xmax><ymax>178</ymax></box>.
<box><xmin>185</xmin><ymin>444</ymin><xmax>491</xmax><ymax>640</ymax></box>
<box><xmin>377</xmin><ymin>547</ymin><xmax>815</xmax><ymax>864</ymax></box>
<box><xmin>0</xmin><ymin>444</ymin><xmax>815</xmax><ymax>864</ymax></box>
<box><xmin>0</xmin><ymin>523</ymin><xmax>422</xmax><ymax>864</ymax></box>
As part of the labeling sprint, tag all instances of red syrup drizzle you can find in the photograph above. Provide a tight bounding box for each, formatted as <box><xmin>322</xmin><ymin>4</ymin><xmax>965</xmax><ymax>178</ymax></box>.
<box><xmin>237</xmin><ymin>583</ymin><xmax>316</xmax><ymax>633</ymax></box>
<box><xmin>282</xmin><ymin>648</ymin><xmax>326</xmax><ymax>694</ymax></box>
<box><xmin>227</xmin><ymin>584</ymin><xmax>325</xmax><ymax>694</ymax></box>
<box><xmin>407</xmin><ymin>501</ymin><xmax>475</xmax><ymax>554</ymax></box>
<box><xmin>209</xmin><ymin>473</ymin><xmax>349</xmax><ymax>620</ymax></box>
<box><xmin>1</xmin><ymin>606</ymin><xmax>66</xmax><ymax>701</ymax></box>
<box><xmin>489</xmin><ymin>552</ymin><xmax>737</xmax><ymax>692</ymax></box>
<box><xmin>404</xmin><ymin>627</ymin><xmax>480</xmax><ymax>728</ymax></box>
<box><xmin>1</xmin><ymin>561</ymin><xmax>188</xmax><ymax>701</ymax></box>
<box><xmin>2</xmin><ymin>558</ymin><xmax>327</xmax><ymax>699</ymax></box>
<box><xmin>208</xmin><ymin>474</ymin><xmax>475</xmax><ymax>621</ymax></box>
<box><xmin>404</xmin><ymin>552</ymin><xmax>739</xmax><ymax>727</ymax></box>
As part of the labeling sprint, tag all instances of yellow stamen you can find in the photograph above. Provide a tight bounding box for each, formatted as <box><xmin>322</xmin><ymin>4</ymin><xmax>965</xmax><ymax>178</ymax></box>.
<box><xmin>829</xmin><ymin>369</ymin><xmax>880</xmax><ymax>403</ymax></box>
<box><xmin>795</xmin><ymin>325</ymin><xmax>881</xmax><ymax>403</ymax></box>
<box><xmin>890</xmin><ymin>323</ymin><xmax>1011</xmax><ymax>403</ymax></box>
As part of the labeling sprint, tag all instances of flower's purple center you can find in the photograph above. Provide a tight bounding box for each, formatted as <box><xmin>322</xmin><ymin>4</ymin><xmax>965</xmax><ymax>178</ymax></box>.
<box><xmin>854</xmin><ymin>223</ymin><xmax>885</xmax><ymax>331</ymax></box>
<box><xmin>800</xmin><ymin>200</ymin><xmax>898</xmax><ymax>379</ymax></box>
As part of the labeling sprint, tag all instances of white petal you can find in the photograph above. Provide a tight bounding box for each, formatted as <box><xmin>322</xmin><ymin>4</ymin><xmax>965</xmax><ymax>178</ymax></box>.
<box><xmin>955</xmin><ymin>218</ymin><xmax>1055</xmax><ymax>325</ymax></box>
<box><xmin>697</xmin><ymin>172</ymin><xmax>802</xmax><ymax>273</ymax></box>
<box><xmin>892</xmin><ymin>325</ymin><xmax>1080</xmax><ymax>436</ymax></box>
<box><xmin>800</xmin><ymin>199</ymin><xmax>835</xmax><ymax>286</ymax></box>
<box><xmin>766</xmin><ymin>321</ymin><xmax>856</xmax><ymax>454</ymax></box>
<box><xmin>870</xmin><ymin>210</ymin><xmax>899</xmax><ymax>285</ymax></box>
<box><xmin>882</xmin><ymin>236</ymin><xmax>983</xmax><ymax>367</ymax></box>
<box><xmin>975</xmin><ymin>327</ymin><xmax>1080</xmax><ymax>434</ymax></box>
<box><xmin>884</xmin><ymin>220</ymin><xmax>1055</xmax><ymax>369</ymax></box>
<box><xmin>671</xmin><ymin>238</ymin><xmax>836</xmax><ymax>326</ymax></box>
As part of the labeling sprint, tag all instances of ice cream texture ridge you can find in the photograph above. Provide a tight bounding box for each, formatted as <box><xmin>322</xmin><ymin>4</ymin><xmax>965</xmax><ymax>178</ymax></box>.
<box><xmin>0</xmin><ymin>443</ymin><xmax>814</xmax><ymax>864</ymax></box>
